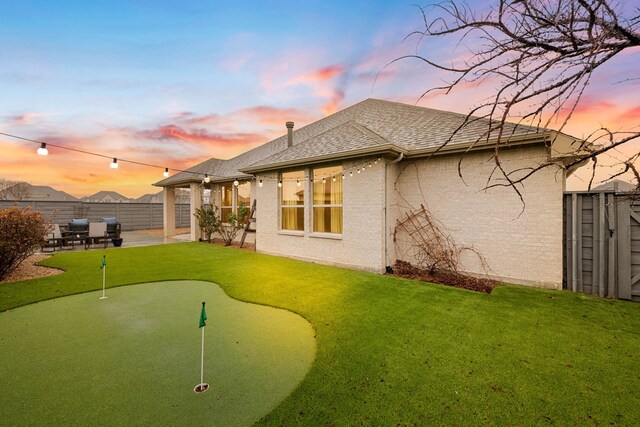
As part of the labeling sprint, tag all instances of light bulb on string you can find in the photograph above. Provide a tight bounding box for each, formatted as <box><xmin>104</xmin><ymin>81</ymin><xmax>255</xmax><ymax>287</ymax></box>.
<box><xmin>357</xmin><ymin>168</ymin><xmax>360</xmax><ymax>174</ymax></box>
<box><xmin>278</xmin><ymin>180</ymin><xmax>282</xmax><ymax>188</ymax></box>
<box><xmin>332</xmin><ymin>176</ymin><xmax>336</xmax><ymax>182</ymax></box>
<box><xmin>349</xmin><ymin>171</ymin><xmax>353</xmax><ymax>177</ymax></box>
<box><xmin>204</xmin><ymin>174</ymin><xmax>210</xmax><ymax>183</ymax></box>
<box><xmin>322</xmin><ymin>177</ymin><xmax>326</xmax><ymax>184</ymax></box>
<box><xmin>163</xmin><ymin>168</ymin><xmax>169</xmax><ymax>177</ymax></box>
<box><xmin>296</xmin><ymin>179</ymin><xmax>300</xmax><ymax>187</ymax></box>
<box><xmin>37</xmin><ymin>142</ymin><xmax>48</xmax><ymax>156</ymax></box>
<box><xmin>258</xmin><ymin>179</ymin><xmax>263</xmax><ymax>187</ymax></box>
<box><xmin>342</xmin><ymin>173</ymin><xmax>345</xmax><ymax>180</ymax></box>
<box><xmin>110</xmin><ymin>158</ymin><xmax>118</xmax><ymax>169</ymax></box>
<box><xmin>368</xmin><ymin>162</ymin><xmax>372</xmax><ymax>168</ymax></box>
<box><xmin>233</xmin><ymin>179</ymin><xmax>239</xmax><ymax>187</ymax></box>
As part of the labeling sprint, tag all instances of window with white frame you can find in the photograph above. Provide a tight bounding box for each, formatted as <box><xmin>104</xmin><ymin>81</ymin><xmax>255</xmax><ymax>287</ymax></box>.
<box><xmin>312</xmin><ymin>165</ymin><xmax>343</xmax><ymax>234</ymax></box>
<box><xmin>220</xmin><ymin>184</ymin><xmax>233</xmax><ymax>221</ymax></box>
<box><xmin>280</xmin><ymin>170</ymin><xmax>305</xmax><ymax>231</ymax></box>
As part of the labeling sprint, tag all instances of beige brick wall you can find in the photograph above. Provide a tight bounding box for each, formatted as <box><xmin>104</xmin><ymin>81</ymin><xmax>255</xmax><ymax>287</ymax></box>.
<box><xmin>390</xmin><ymin>146</ymin><xmax>565</xmax><ymax>288</ymax></box>
<box><xmin>256</xmin><ymin>160</ymin><xmax>387</xmax><ymax>272</ymax></box>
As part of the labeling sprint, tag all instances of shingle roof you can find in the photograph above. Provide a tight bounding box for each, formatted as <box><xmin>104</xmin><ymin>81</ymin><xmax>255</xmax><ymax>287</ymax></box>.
<box><xmin>27</xmin><ymin>185</ymin><xmax>78</xmax><ymax>201</ymax></box>
<box><xmin>244</xmin><ymin>99</ymin><xmax>546</xmax><ymax>172</ymax></box>
<box><xmin>155</xmin><ymin>98</ymin><xmax>550</xmax><ymax>186</ymax></box>
<box><xmin>82</xmin><ymin>191</ymin><xmax>131</xmax><ymax>201</ymax></box>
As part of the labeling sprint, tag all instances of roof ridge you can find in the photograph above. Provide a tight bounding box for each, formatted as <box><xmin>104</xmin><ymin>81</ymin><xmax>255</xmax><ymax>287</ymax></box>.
<box><xmin>348</xmin><ymin>121</ymin><xmax>390</xmax><ymax>145</ymax></box>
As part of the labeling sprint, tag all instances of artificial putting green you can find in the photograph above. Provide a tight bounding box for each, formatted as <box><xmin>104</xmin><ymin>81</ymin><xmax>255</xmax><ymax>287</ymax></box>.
<box><xmin>0</xmin><ymin>280</ymin><xmax>315</xmax><ymax>426</ymax></box>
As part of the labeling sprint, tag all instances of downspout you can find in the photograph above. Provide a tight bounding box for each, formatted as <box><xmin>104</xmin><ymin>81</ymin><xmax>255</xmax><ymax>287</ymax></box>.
<box><xmin>384</xmin><ymin>152</ymin><xmax>404</xmax><ymax>273</ymax></box>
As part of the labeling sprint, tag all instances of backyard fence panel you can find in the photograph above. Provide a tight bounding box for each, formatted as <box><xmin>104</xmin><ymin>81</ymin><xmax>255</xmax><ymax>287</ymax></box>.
<box><xmin>0</xmin><ymin>200</ymin><xmax>191</xmax><ymax>231</ymax></box>
<box><xmin>564</xmin><ymin>192</ymin><xmax>637</xmax><ymax>301</ymax></box>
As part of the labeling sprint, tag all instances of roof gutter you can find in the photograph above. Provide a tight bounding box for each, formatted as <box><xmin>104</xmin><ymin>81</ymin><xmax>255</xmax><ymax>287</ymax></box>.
<box><xmin>404</xmin><ymin>131</ymin><xmax>553</xmax><ymax>159</ymax></box>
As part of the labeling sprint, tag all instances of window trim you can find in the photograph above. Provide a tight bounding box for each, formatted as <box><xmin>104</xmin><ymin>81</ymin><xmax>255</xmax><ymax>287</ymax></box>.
<box><xmin>311</xmin><ymin>165</ymin><xmax>343</xmax><ymax>234</ymax></box>
<box><xmin>279</xmin><ymin>169</ymin><xmax>306</xmax><ymax>232</ymax></box>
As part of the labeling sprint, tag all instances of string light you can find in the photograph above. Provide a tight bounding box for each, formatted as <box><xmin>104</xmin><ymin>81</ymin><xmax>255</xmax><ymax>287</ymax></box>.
<box><xmin>0</xmin><ymin>131</ymin><xmax>212</xmax><ymax>180</ymax></box>
<box><xmin>278</xmin><ymin>180</ymin><xmax>282</xmax><ymax>188</ymax></box>
<box><xmin>259</xmin><ymin>179</ymin><xmax>263</xmax><ymax>187</ymax></box>
<box><xmin>37</xmin><ymin>142</ymin><xmax>48</xmax><ymax>156</ymax></box>
<box><xmin>322</xmin><ymin>177</ymin><xmax>326</xmax><ymax>184</ymax></box>
<box><xmin>5</xmin><ymin>130</ymin><xmax>386</xmax><ymax>184</ymax></box>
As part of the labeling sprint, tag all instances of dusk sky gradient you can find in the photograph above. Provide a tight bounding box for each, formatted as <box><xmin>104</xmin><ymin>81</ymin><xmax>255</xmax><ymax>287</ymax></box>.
<box><xmin>1</xmin><ymin>1</ymin><xmax>638</xmax><ymax>198</ymax></box>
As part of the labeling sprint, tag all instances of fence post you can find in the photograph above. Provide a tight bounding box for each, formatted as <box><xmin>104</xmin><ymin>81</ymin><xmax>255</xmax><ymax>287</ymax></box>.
<box><xmin>598</xmin><ymin>193</ymin><xmax>606</xmax><ymax>298</ymax></box>
<box><xmin>571</xmin><ymin>193</ymin><xmax>578</xmax><ymax>292</ymax></box>
<box><xmin>617</xmin><ymin>197</ymin><xmax>632</xmax><ymax>299</ymax></box>
<box><xmin>607</xmin><ymin>194</ymin><xmax>617</xmax><ymax>299</ymax></box>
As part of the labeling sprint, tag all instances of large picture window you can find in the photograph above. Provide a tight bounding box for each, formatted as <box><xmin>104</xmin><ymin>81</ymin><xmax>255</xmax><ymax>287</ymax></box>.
<box><xmin>313</xmin><ymin>165</ymin><xmax>343</xmax><ymax>234</ymax></box>
<box><xmin>281</xmin><ymin>170</ymin><xmax>305</xmax><ymax>231</ymax></box>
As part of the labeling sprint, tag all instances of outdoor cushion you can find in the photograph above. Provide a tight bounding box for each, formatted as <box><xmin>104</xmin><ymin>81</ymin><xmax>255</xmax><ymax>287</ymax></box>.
<box><xmin>69</xmin><ymin>219</ymin><xmax>89</xmax><ymax>233</ymax></box>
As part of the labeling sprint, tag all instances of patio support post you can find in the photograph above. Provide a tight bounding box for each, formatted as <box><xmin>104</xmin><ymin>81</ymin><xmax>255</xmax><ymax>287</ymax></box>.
<box><xmin>190</xmin><ymin>183</ymin><xmax>203</xmax><ymax>241</ymax></box>
<box><xmin>163</xmin><ymin>187</ymin><xmax>176</xmax><ymax>237</ymax></box>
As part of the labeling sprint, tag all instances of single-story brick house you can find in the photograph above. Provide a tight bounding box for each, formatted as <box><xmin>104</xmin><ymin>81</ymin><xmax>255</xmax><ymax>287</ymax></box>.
<box><xmin>155</xmin><ymin>98</ymin><xmax>581</xmax><ymax>289</ymax></box>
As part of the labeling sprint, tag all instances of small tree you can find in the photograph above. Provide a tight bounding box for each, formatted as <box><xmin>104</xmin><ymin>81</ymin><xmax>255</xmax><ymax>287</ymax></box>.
<box><xmin>0</xmin><ymin>207</ymin><xmax>51</xmax><ymax>280</ymax></box>
<box><xmin>218</xmin><ymin>203</ymin><xmax>249</xmax><ymax>246</ymax></box>
<box><xmin>194</xmin><ymin>204</ymin><xmax>219</xmax><ymax>242</ymax></box>
<box><xmin>0</xmin><ymin>178</ymin><xmax>29</xmax><ymax>200</ymax></box>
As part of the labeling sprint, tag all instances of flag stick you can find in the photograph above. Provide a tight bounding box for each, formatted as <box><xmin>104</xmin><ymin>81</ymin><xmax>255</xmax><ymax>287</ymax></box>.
<box><xmin>200</xmin><ymin>325</ymin><xmax>205</xmax><ymax>385</ymax></box>
<box><xmin>194</xmin><ymin>301</ymin><xmax>208</xmax><ymax>393</ymax></box>
<box><xmin>99</xmin><ymin>255</ymin><xmax>108</xmax><ymax>300</ymax></box>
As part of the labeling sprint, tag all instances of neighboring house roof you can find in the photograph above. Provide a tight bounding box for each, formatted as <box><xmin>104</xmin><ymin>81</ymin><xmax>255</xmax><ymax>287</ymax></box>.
<box><xmin>135</xmin><ymin>192</ymin><xmax>162</xmax><ymax>203</ymax></box>
<box><xmin>155</xmin><ymin>98</ymin><xmax>579</xmax><ymax>187</ymax></box>
<box><xmin>26</xmin><ymin>185</ymin><xmax>78</xmax><ymax>201</ymax></box>
<box><xmin>591</xmin><ymin>179</ymin><xmax>636</xmax><ymax>192</ymax></box>
<box><xmin>82</xmin><ymin>191</ymin><xmax>131</xmax><ymax>202</ymax></box>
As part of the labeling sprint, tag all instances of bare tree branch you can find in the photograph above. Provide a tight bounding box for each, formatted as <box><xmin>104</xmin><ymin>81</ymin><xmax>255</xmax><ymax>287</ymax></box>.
<box><xmin>393</xmin><ymin>0</ymin><xmax>640</xmax><ymax>200</ymax></box>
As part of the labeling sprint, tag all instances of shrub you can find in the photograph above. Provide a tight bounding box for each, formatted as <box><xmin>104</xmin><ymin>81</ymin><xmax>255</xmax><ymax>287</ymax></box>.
<box><xmin>193</xmin><ymin>203</ymin><xmax>250</xmax><ymax>246</ymax></box>
<box><xmin>218</xmin><ymin>203</ymin><xmax>250</xmax><ymax>246</ymax></box>
<box><xmin>0</xmin><ymin>207</ymin><xmax>51</xmax><ymax>280</ymax></box>
<box><xmin>193</xmin><ymin>205</ymin><xmax>219</xmax><ymax>242</ymax></box>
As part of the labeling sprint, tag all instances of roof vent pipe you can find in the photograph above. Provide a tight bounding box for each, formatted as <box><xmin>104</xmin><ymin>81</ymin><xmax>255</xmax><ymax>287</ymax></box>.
<box><xmin>286</xmin><ymin>121</ymin><xmax>294</xmax><ymax>147</ymax></box>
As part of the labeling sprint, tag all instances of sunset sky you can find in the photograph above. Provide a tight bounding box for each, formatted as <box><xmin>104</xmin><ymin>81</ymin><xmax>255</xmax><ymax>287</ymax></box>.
<box><xmin>1</xmin><ymin>1</ymin><xmax>638</xmax><ymax>198</ymax></box>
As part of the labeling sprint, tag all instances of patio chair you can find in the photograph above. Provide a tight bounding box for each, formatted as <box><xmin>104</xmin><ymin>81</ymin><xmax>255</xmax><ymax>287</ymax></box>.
<box><xmin>85</xmin><ymin>222</ymin><xmax>109</xmax><ymax>249</ymax></box>
<box><xmin>42</xmin><ymin>224</ymin><xmax>66</xmax><ymax>252</ymax></box>
<box><xmin>101</xmin><ymin>217</ymin><xmax>121</xmax><ymax>239</ymax></box>
<box><xmin>67</xmin><ymin>219</ymin><xmax>89</xmax><ymax>247</ymax></box>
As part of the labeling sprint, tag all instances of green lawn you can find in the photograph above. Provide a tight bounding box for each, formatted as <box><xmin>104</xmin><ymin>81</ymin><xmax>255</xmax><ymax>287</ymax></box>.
<box><xmin>1</xmin><ymin>242</ymin><xmax>639</xmax><ymax>425</ymax></box>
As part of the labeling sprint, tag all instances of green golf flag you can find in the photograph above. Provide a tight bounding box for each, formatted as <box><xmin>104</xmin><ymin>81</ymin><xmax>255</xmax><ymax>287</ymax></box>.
<box><xmin>100</xmin><ymin>256</ymin><xmax>106</xmax><ymax>270</ymax></box>
<box><xmin>199</xmin><ymin>302</ymin><xmax>207</xmax><ymax>328</ymax></box>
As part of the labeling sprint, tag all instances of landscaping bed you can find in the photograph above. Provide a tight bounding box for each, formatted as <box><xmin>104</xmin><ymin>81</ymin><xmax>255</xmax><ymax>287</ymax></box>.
<box><xmin>392</xmin><ymin>260</ymin><xmax>497</xmax><ymax>293</ymax></box>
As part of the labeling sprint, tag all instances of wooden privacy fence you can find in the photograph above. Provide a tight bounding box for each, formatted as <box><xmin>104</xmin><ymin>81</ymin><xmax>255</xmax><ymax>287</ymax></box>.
<box><xmin>564</xmin><ymin>192</ymin><xmax>640</xmax><ymax>302</ymax></box>
<box><xmin>0</xmin><ymin>201</ymin><xmax>191</xmax><ymax>231</ymax></box>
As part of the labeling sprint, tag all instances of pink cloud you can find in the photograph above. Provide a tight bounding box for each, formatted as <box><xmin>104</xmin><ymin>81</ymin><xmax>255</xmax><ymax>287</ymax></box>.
<box><xmin>291</xmin><ymin>64</ymin><xmax>346</xmax><ymax>85</ymax></box>
<box><xmin>136</xmin><ymin>125</ymin><xmax>263</xmax><ymax>148</ymax></box>
<box><xmin>322</xmin><ymin>90</ymin><xmax>346</xmax><ymax>115</ymax></box>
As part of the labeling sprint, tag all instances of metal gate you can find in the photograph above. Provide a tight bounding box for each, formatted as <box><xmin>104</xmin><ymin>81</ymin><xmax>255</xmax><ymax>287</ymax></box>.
<box><xmin>563</xmin><ymin>192</ymin><xmax>639</xmax><ymax>302</ymax></box>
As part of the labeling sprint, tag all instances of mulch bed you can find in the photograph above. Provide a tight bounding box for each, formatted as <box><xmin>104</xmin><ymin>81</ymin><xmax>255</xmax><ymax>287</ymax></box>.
<box><xmin>201</xmin><ymin>238</ymin><xmax>255</xmax><ymax>251</ymax></box>
<box><xmin>390</xmin><ymin>260</ymin><xmax>497</xmax><ymax>293</ymax></box>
